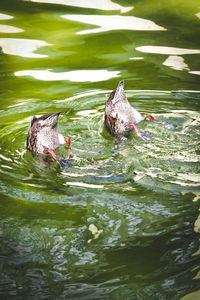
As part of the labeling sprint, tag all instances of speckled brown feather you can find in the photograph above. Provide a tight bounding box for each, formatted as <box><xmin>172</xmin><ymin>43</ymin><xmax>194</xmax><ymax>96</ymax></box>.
<box><xmin>26</xmin><ymin>116</ymin><xmax>39</xmax><ymax>152</ymax></box>
<box><xmin>104</xmin><ymin>80</ymin><xmax>144</xmax><ymax>137</ymax></box>
<box><xmin>104</xmin><ymin>89</ymin><xmax>117</xmax><ymax>136</ymax></box>
<box><xmin>26</xmin><ymin>112</ymin><xmax>62</xmax><ymax>154</ymax></box>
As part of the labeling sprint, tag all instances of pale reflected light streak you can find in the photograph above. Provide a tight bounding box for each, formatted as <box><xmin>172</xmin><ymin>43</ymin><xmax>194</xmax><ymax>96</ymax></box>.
<box><xmin>77</xmin><ymin>110</ymin><xmax>98</xmax><ymax>116</ymax></box>
<box><xmin>56</xmin><ymin>90</ymin><xmax>108</xmax><ymax>103</ymax></box>
<box><xmin>163</xmin><ymin>56</ymin><xmax>189</xmax><ymax>70</ymax></box>
<box><xmin>136</xmin><ymin>46</ymin><xmax>200</xmax><ymax>55</ymax></box>
<box><xmin>196</xmin><ymin>13</ymin><xmax>200</xmax><ymax>19</ymax></box>
<box><xmin>0</xmin><ymin>154</ymin><xmax>12</xmax><ymax>162</ymax></box>
<box><xmin>64</xmin><ymin>182</ymin><xmax>104</xmax><ymax>189</ymax></box>
<box><xmin>15</xmin><ymin>69</ymin><xmax>120</xmax><ymax>82</ymax></box>
<box><xmin>0</xmin><ymin>38</ymin><xmax>51</xmax><ymax>58</ymax></box>
<box><xmin>29</xmin><ymin>0</ymin><xmax>133</xmax><ymax>13</ymax></box>
<box><xmin>0</xmin><ymin>13</ymin><xmax>13</xmax><ymax>20</ymax></box>
<box><xmin>192</xmin><ymin>192</ymin><xmax>200</xmax><ymax>203</ymax></box>
<box><xmin>129</xmin><ymin>57</ymin><xmax>144</xmax><ymax>60</ymax></box>
<box><xmin>0</xmin><ymin>25</ymin><xmax>23</xmax><ymax>33</ymax></box>
<box><xmin>189</xmin><ymin>71</ymin><xmax>200</xmax><ymax>75</ymax></box>
<box><xmin>1</xmin><ymin>165</ymin><xmax>13</xmax><ymax>170</ymax></box>
<box><xmin>166</xmin><ymin>180</ymin><xmax>200</xmax><ymax>187</ymax></box>
<box><xmin>62</xmin><ymin>14</ymin><xmax>166</xmax><ymax>34</ymax></box>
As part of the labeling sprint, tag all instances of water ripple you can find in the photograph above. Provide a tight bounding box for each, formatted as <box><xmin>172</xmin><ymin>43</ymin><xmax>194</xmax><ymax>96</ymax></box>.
<box><xmin>0</xmin><ymin>38</ymin><xmax>51</xmax><ymax>58</ymax></box>
<box><xmin>29</xmin><ymin>0</ymin><xmax>133</xmax><ymax>13</ymax></box>
<box><xmin>0</xmin><ymin>90</ymin><xmax>199</xmax><ymax>200</ymax></box>
<box><xmin>62</xmin><ymin>14</ymin><xmax>166</xmax><ymax>34</ymax></box>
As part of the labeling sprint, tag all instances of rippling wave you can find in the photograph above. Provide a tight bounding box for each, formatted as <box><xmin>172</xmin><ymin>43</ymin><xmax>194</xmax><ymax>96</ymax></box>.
<box><xmin>0</xmin><ymin>90</ymin><xmax>199</xmax><ymax>203</ymax></box>
<box><xmin>1</xmin><ymin>1</ymin><xmax>200</xmax><ymax>297</ymax></box>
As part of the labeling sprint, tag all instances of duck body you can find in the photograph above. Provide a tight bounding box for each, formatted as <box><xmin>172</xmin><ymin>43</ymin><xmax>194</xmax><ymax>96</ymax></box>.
<box><xmin>27</xmin><ymin>112</ymin><xmax>71</xmax><ymax>169</ymax></box>
<box><xmin>105</xmin><ymin>80</ymin><xmax>174</xmax><ymax>142</ymax></box>
<box><xmin>27</xmin><ymin>112</ymin><xmax>65</xmax><ymax>154</ymax></box>
<box><xmin>105</xmin><ymin>80</ymin><xmax>144</xmax><ymax>138</ymax></box>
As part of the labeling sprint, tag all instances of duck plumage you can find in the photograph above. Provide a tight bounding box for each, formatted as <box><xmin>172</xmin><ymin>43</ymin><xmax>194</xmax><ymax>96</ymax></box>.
<box><xmin>105</xmin><ymin>80</ymin><xmax>174</xmax><ymax>142</ymax></box>
<box><xmin>105</xmin><ymin>80</ymin><xmax>144</xmax><ymax>138</ymax></box>
<box><xmin>27</xmin><ymin>112</ymin><xmax>65</xmax><ymax>154</ymax></box>
<box><xmin>27</xmin><ymin>112</ymin><xmax>71</xmax><ymax>169</ymax></box>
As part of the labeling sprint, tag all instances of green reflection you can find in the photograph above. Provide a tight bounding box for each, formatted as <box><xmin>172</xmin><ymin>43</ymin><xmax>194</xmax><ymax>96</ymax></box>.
<box><xmin>0</xmin><ymin>0</ymin><xmax>200</xmax><ymax>299</ymax></box>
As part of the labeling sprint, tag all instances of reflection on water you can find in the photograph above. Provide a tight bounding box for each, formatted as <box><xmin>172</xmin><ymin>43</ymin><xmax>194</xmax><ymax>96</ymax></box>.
<box><xmin>136</xmin><ymin>46</ymin><xmax>200</xmax><ymax>55</ymax></box>
<box><xmin>0</xmin><ymin>38</ymin><xmax>51</xmax><ymax>58</ymax></box>
<box><xmin>0</xmin><ymin>25</ymin><xmax>23</xmax><ymax>33</ymax></box>
<box><xmin>64</xmin><ymin>181</ymin><xmax>105</xmax><ymax>189</ymax></box>
<box><xmin>0</xmin><ymin>13</ymin><xmax>13</xmax><ymax>20</ymax></box>
<box><xmin>163</xmin><ymin>56</ymin><xmax>189</xmax><ymax>71</ymax></box>
<box><xmin>0</xmin><ymin>88</ymin><xmax>200</xmax><ymax>298</ymax></box>
<box><xmin>196</xmin><ymin>13</ymin><xmax>200</xmax><ymax>19</ymax></box>
<box><xmin>63</xmin><ymin>14</ymin><xmax>166</xmax><ymax>34</ymax></box>
<box><xmin>136</xmin><ymin>45</ymin><xmax>200</xmax><ymax>75</ymax></box>
<box><xmin>15</xmin><ymin>69</ymin><xmax>120</xmax><ymax>81</ymax></box>
<box><xmin>29</xmin><ymin>0</ymin><xmax>133</xmax><ymax>13</ymax></box>
<box><xmin>0</xmin><ymin>0</ymin><xmax>200</xmax><ymax>298</ymax></box>
<box><xmin>1</xmin><ymin>90</ymin><xmax>199</xmax><ymax>194</ymax></box>
<box><xmin>189</xmin><ymin>70</ymin><xmax>200</xmax><ymax>75</ymax></box>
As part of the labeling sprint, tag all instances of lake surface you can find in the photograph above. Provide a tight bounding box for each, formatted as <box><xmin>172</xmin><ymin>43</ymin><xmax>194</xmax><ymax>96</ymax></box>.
<box><xmin>0</xmin><ymin>0</ymin><xmax>200</xmax><ymax>299</ymax></box>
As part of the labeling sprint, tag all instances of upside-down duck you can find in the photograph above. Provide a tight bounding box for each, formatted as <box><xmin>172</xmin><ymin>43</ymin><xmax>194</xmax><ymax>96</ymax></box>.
<box><xmin>105</xmin><ymin>80</ymin><xmax>173</xmax><ymax>142</ymax></box>
<box><xmin>27</xmin><ymin>112</ymin><xmax>71</xmax><ymax>169</ymax></box>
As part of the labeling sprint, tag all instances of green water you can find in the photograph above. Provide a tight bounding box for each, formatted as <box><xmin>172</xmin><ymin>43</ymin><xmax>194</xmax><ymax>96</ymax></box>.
<box><xmin>0</xmin><ymin>0</ymin><xmax>200</xmax><ymax>299</ymax></box>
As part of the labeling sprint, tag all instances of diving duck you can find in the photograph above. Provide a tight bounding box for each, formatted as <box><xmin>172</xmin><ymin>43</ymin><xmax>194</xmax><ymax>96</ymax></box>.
<box><xmin>27</xmin><ymin>112</ymin><xmax>71</xmax><ymax>169</ymax></box>
<box><xmin>105</xmin><ymin>80</ymin><xmax>173</xmax><ymax>142</ymax></box>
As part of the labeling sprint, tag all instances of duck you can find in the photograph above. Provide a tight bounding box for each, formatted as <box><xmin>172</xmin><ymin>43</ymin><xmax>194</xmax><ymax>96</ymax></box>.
<box><xmin>105</xmin><ymin>80</ymin><xmax>173</xmax><ymax>142</ymax></box>
<box><xmin>27</xmin><ymin>112</ymin><xmax>71</xmax><ymax>169</ymax></box>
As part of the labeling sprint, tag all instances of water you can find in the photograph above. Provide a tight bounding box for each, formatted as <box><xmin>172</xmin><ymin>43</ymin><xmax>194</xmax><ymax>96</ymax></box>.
<box><xmin>0</xmin><ymin>0</ymin><xmax>200</xmax><ymax>299</ymax></box>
